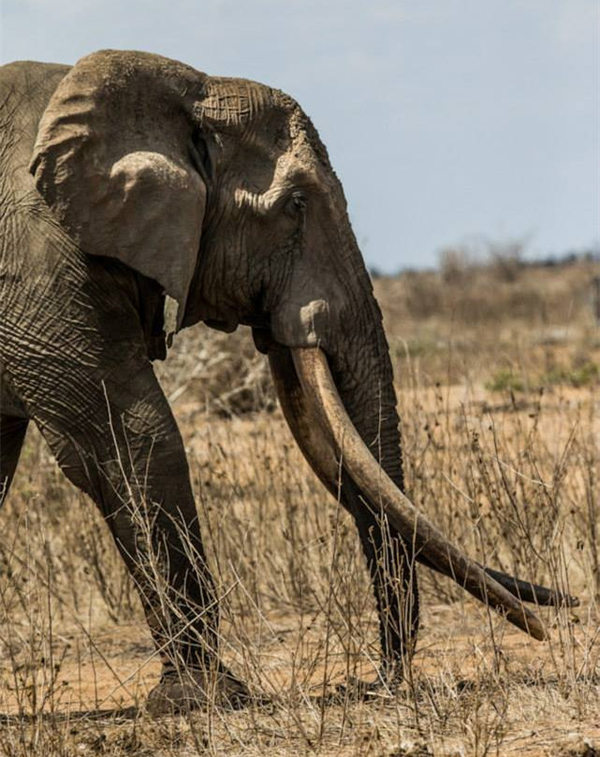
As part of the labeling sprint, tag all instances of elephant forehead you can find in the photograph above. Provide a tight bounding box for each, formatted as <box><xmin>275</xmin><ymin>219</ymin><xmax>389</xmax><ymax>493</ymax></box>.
<box><xmin>263</xmin><ymin>141</ymin><xmax>320</xmax><ymax>183</ymax></box>
<box><xmin>269</xmin><ymin>151</ymin><xmax>320</xmax><ymax>190</ymax></box>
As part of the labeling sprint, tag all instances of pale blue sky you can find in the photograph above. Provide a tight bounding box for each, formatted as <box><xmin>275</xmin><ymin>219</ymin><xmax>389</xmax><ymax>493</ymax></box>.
<box><xmin>1</xmin><ymin>1</ymin><xmax>598</xmax><ymax>272</ymax></box>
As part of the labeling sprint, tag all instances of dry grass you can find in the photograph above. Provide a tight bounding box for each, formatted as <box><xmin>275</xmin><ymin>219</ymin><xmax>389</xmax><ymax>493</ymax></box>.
<box><xmin>0</xmin><ymin>259</ymin><xmax>598</xmax><ymax>755</ymax></box>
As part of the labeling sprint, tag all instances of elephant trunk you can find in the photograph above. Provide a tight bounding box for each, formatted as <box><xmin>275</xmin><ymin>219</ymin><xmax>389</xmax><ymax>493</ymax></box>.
<box><xmin>327</xmin><ymin>268</ymin><xmax>404</xmax><ymax>489</ymax></box>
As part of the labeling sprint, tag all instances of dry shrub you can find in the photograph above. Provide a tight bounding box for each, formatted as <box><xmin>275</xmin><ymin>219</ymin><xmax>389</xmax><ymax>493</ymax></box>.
<box><xmin>156</xmin><ymin>323</ymin><xmax>275</xmax><ymax>417</ymax></box>
<box><xmin>438</xmin><ymin>246</ymin><xmax>474</xmax><ymax>286</ymax></box>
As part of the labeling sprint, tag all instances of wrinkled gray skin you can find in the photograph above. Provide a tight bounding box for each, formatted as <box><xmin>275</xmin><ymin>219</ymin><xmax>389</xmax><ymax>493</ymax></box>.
<box><xmin>0</xmin><ymin>51</ymin><xmax>556</xmax><ymax>711</ymax></box>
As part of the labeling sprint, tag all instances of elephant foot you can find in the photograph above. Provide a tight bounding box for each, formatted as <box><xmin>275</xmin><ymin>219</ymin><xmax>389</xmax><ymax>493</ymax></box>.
<box><xmin>146</xmin><ymin>665</ymin><xmax>252</xmax><ymax>716</ymax></box>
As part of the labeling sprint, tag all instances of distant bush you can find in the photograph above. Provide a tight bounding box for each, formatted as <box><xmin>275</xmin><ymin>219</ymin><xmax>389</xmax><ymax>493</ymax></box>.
<box><xmin>485</xmin><ymin>369</ymin><xmax>525</xmax><ymax>393</ymax></box>
<box><xmin>376</xmin><ymin>257</ymin><xmax>597</xmax><ymax>326</ymax></box>
<box><xmin>438</xmin><ymin>246</ymin><xmax>473</xmax><ymax>285</ymax></box>
<box><xmin>542</xmin><ymin>360</ymin><xmax>599</xmax><ymax>388</ymax></box>
<box><xmin>485</xmin><ymin>360</ymin><xmax>599</xmax><ymax>394</ymax></box>
<box><xmin>487</xmin><ymin>238</ymin><xmax>525</xmax><ymax>282</ymax></box>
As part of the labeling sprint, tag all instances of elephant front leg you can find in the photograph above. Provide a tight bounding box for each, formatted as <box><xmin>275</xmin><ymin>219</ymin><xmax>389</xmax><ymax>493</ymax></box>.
<box><xmin>104</xmin><ymin>458</ymin><xmax>251</xmax><ymax>714</ymax></box>
<box><xmin>21</xmin><ymin>360</ymin><xmax>249</xmax><ymax>712</ymax></box>
<box><xmin>352</xmin><ymin>505</ymin><xmax>419</xmax><ymax>687</ymax></box>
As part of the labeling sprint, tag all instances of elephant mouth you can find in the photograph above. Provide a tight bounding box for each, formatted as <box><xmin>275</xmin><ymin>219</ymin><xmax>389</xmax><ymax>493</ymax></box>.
<box><xmin>203</xmin><ymin>317</ymin><xmax>239</xmax><ymax>333</ymax></box>
<box><xmin>267</xmin><ymin>344</ymin><xmax>560</xmax><ymax>641</ymax></box>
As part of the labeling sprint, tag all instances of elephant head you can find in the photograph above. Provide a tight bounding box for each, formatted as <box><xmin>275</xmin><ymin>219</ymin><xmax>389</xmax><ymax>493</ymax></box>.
<box><xmin>29</xmin><ymin>50</ymin><xmax>559</xmax><ymax>664</ymax></box>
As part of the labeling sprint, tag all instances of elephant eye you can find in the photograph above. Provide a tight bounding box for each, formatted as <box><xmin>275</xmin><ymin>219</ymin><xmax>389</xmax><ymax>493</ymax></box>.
<box><xmin>285</xmin><ymin>191</ymin><xmax>307</xmax><ymax>216</ymax></box>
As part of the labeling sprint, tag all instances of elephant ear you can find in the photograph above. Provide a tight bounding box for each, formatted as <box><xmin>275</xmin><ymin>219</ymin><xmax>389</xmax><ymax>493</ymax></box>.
<box><xmin>30</xmin><ymin>50</ymin><xmax>208</xmax><ymax>329</ymax></box>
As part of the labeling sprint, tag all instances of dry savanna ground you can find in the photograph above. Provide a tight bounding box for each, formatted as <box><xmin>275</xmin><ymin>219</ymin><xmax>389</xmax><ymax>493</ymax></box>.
<box><xmin>0</xmin><ymin>257</ymin><xmax>599</xmax><ymax>755</ymax></box>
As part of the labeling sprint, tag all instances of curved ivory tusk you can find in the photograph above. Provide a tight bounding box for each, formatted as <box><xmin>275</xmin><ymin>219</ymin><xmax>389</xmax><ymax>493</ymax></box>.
<box><xmin>268</xmin><ymin>348</ymin><xmax>340</xmax><ymax>489</ymax></box>
<box><xmin>291</xmin><ymin>346</ymin><xmax>547</xmax><ymax>641</ymax></box>
<box><xmin>270</xmin><ymin>346</ymin><xmax>576</xmax><ymax>609</ymax></box>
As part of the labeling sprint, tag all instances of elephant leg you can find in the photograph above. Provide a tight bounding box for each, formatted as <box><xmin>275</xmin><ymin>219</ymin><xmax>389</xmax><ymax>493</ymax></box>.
<box><xmin>346</xmin><ymin>490</ymin><xmax>419</xmax><ymax>681</ymax></box>
<box><xmin>0</xmin><ymin>415</ymin><xmax>29</xmax><ymax>506</ymax></box>
<box><xmin>29</xmin><ymin>362</ymin><xmax>249</xmax><ymax>709</ymax></box>
<box><xmin>4</xmin><ymin>343</ymin><xmax>248</xmax><ymax>708</ymax></box>
<box><xmin>34</xmin><ymin>364</ymin><xmax>218</xmax><ymax>667</ymax></box>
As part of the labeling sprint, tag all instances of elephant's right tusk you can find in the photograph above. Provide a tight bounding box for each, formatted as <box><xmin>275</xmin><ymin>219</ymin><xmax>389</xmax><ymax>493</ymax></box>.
<box><xmin>290</xmin><ymin>346</ymin><xmax>547</xmax><ymax>641</ymax></box>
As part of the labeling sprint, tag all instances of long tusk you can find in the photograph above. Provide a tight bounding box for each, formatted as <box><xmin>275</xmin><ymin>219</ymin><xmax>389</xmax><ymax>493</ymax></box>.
<box><xmin>291</xmin><ymin>346</ymin><xmax>547</xmax><ymax>640</ymax></box>
<box><xmin>268</xmin><ymin>347</ymin><xmax>339</xmax><ymax>489</ymax></box>
<box><xmin>270</xmin><ymin>346</ymin><xmax>577</xmax><ymax>609</ymax></box>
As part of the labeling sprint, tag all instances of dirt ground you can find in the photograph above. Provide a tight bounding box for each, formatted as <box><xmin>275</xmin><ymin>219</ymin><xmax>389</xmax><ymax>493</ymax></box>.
<box><xmin>0</xmin><ymin>601</ymin><xmax>598</xmax><ymax>755</ymax></box>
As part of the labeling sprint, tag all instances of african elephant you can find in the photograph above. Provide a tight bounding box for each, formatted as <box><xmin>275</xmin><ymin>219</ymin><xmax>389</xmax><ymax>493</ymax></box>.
<box><xmin>0</xmin><ymin>50</ymin><xmax>573</xmax><ymax>713</ymax></box>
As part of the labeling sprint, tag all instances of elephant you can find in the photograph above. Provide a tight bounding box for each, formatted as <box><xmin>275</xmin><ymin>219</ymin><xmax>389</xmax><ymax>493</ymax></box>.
<box><xmin>0</xmin><ymin>50</ymin><xmax>575</xmax><ymax>713</ymax></box>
